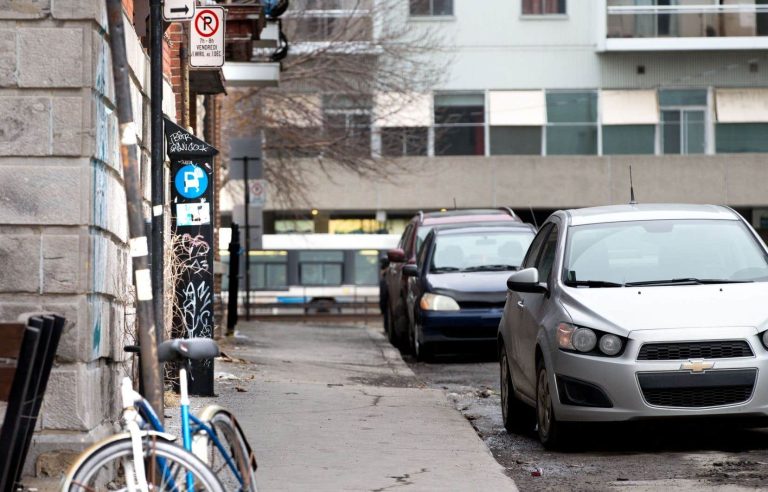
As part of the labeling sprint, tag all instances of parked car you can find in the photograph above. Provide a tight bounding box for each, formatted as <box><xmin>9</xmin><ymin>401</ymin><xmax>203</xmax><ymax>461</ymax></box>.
<box><xmin>499</xmin><ymin>204</ymin><xmax>768</xmax><ymax>448</ymax></box>
<box><xmin>403</xmin><ymin>224</ymin><xmax>535</xmax><ymax>360</ymax></box>
<box><xmin>381</xmin><ymin>208</ymin><xmax>522</xmax><ymax>349</ymax></box>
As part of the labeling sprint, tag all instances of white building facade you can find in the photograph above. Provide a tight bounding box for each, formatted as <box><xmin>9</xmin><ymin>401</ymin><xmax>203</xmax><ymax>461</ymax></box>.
<box><xmin>259</xmin><ymin>0</ymin><xmax>768</xmax><ymax>234</ymax></box>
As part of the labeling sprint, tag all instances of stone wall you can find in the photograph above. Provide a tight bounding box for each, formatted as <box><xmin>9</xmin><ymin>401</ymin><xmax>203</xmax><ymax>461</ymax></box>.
<box><xmin>0</xmin><ymin>0</ymin><xmax>175</xmax><ymax>476</ymax></box>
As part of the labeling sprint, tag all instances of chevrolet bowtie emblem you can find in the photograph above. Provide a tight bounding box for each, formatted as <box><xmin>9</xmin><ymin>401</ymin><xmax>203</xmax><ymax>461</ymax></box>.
<box><xmin>681</xmin><ymin>359</ymin><xmax>714</xmax><ymax>373</ymax></box>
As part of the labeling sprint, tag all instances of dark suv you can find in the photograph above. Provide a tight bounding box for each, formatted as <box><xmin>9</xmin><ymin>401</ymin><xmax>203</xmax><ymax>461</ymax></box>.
<box><xmin>381</xmin><ymin>209</ymin><xmax>521</xmax><ymax>349</ymax></box>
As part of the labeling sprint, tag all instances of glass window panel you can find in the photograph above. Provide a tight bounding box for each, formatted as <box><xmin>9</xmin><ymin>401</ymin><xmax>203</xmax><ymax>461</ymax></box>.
<box><xmin>546</xmin><ymin>125</ymin><xmax>598</xmax><ymax>155</ymax></box>
<box><xmin>435</xmin><ymin>126</ymin><xmax>485</xmax><ymax>155</ymax></box>
<box><xmin>490</xmin><ymin>126</ymin><xmax>542</xmax><ymax>155</ymax></box>
<box><xmin>434</xmin><ymin>93</ymin><xmax>485</xmax><ymax>124</ymax></box>
<box><xmin>716</xmin><ymin>123</ymin><xmax>768</xmax><ymax>153</ymax></box>
<box><xmin>432</xmin><ymin>0</ymin><xmax>453</xmax><ymax>15</ymax></box>
<box><xmin>662</xmin><ymin>110</ymin><xmax>681</xmax><ymax>154</ymax></box>
<box><xmin>299</xmin><ymin>251</ymin><xmax>344</xmax><ymax>262</ymax></box>
<box><xmin>300</xmin><ymin>263</ymin><xmax>343</xmax><ymax>285</ymax></box>
<box><xmin>659</xmin><ymin>89</ymin><xmax>707</xmax><ymax>107</ymax></box>
<box><xmin>409</xmin><ymin>0</ymin><xmax>430</xmax><ymax>15</ymax></box>
<box><xmin>684</xmin><ymin>110</ymin><xmax>705</xmax><ymax>154</ymax></box>
<box><xmin>523</xmin><ymin>0</ymin><xmax>566</xmax><ymax>15</ymax></box>
<box><xmin>381</xmin><ymin>127</ymin><xmax>428</xmax><ymax>157</ymax></box>
<box><xmin>603</xmin><ymin>125</ymin><xmax>655</xmax><ymax>155</ymax></box>
<box><xmin>546</xmin><ymin>92</ymin><xmax>597</xmax><ymax>123</ymax></box>
<box><xmin>354</xmin><ymin>251</ymin><xmax>379</xmax><ymax>285</ymax></box>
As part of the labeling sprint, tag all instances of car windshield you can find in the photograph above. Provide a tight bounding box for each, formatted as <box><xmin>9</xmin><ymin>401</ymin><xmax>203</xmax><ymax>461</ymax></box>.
<box><xmin>430</xmin><ymin>231</ymin><xmax>534</xmax><ymax>273</ymax></box>
<box><xmin>564</xmin><ymin>219</ymin><xmax>768</xmax><ymax>286</ymax></box>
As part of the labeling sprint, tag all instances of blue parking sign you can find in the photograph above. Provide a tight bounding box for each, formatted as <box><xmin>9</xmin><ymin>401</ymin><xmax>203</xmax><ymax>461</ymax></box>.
<box><xmin>174</xmin><ymin>164</ymin><xmax>208</xmax><ymax>199</ymax></box>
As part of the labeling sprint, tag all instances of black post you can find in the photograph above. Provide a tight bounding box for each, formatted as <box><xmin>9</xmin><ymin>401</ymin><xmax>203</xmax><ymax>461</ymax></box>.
<box><xmin>226</xmin><ymin>224</ymin><xmax>241</xmax><ymax>336</ymax></box>
<box><xmin>243</xmin><ymin>156</ymin><xmax>251</xmax><ymax>321</ymax></box>
<box><xmin>164</xmin><ymin>118</ymin><xmax>218</xmax><ymax>396</ymax></box>
<box><xmin>150</xmin><ymin>0</ymin><xmax>165</xmax><ymax>342</ymax></box>
<box><xmin>106</xmin><ymin>0</ymin><xmax>164</xmax><ymax>419</ymax></box>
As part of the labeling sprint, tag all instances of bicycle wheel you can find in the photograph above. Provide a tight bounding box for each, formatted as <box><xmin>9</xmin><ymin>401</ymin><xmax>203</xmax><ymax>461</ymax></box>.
<box><xmin>194</xmin><ymin>406</ymin><xmax>258</xmax><ymax>492</ymax></box>
<box><xmin>63</xmin><ymin>433</ymin><xmax>225</xmax><ymax>491</ymax></box>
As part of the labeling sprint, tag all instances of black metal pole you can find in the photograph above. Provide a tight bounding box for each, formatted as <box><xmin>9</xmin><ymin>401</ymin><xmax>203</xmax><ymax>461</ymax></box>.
<box><xmin>243</xmin><ymin>156</ymin><xmax>251</xmax><ymax>321</ymax></box>
<box><xmin>150</xmin><ymin>0</ymin><xmax>164</xmax><ymax>342</ymax></box>
<box><xmin>226</xmin><ymin>224</ymin><xmax>241</xmax><ymax>336</ymax></box>
<box><xmin>106</xmin><ymin>0</ymin><xmax>164</xmax><ymax>422</ymax></box>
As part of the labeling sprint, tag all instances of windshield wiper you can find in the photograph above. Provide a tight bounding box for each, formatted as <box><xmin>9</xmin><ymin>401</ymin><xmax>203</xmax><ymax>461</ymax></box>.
<box><xmin>564</xmin><ymin>280</ymin><xmax>624</xmax><ymax>288</ymax></box>
<box><xmin>462</xmin><ymin>264</ymin><xmax>519</xmax><ymax>272</ymax></box>
<box><xmin>431</xmin><ymin>267</ymin><xmax>461</xmax><ymax>273</ymax></box>
<box><xmin>625</xmin><ymin>278</ymin><xmax>754</xmax><ymax>287</ymax></box>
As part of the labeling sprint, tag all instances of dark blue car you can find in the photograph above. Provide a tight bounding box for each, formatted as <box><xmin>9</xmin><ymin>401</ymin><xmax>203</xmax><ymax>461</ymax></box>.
<box><xmin>403</xmin><ymin>224</ymin><xmax>536</xmax><ymax>360</ymax></box>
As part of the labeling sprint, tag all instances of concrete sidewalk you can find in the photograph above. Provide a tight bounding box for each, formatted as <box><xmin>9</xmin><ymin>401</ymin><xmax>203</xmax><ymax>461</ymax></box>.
<box><xmin>210</xmin><ymin>321</ymin><xmax>517</xmax><ymax>492</ymax></box>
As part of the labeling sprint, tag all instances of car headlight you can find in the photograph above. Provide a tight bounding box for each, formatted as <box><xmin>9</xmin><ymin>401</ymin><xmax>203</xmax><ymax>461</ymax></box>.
<box><xmin>419</xmin><ymin>293</ymin><xmax>460</xmax><ymax>311</ymax></box>
<box><xmin>557</xmin><ymin>323</ymin><xmax>625</xmax><ymax>357</ymax></box>
<box><xmin>761</xmin><ymin>330</ymin><xmax>768</xmax><ymax>350</ymax></box>
<box><xmin>599</xmin><ymin>334</ymin><xmax>622</xmax><ymax>356</ymax></box>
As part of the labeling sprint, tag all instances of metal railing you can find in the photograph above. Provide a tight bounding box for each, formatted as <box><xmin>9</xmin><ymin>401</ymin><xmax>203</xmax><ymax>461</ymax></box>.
<box><xmin>607</xmin><ymin>3</ymin><xmax>768</xmax><ymax>39</ymax></box>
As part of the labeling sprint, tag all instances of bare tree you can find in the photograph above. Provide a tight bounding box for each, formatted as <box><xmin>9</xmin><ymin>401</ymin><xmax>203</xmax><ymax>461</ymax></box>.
<box><xmin>221</xmin><ymin>0</ymin><xmax>450</xmax><ymax>207</ymax></box>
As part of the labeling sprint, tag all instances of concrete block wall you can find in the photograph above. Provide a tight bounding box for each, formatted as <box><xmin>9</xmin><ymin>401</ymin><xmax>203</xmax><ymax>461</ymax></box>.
<box><xmin>0</xmin><ymin>0</ymin><xmax>175</xmax><ymax>477</ymax></box>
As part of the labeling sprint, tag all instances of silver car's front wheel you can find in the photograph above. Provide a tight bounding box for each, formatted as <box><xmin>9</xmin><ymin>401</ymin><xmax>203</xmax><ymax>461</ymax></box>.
<box><xmin>535</xmin><ymin>362</ymin><xmax>569</xmax><ymax>449</ymax></box>
<box><xmin>500</xmin><ymin>345</ymin><xmax>534</xmax><ymax>433</ymax></box>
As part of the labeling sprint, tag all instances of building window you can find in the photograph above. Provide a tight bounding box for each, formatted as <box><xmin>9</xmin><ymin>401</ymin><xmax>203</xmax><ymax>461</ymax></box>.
<box><xmin>323</xmin><ymin>95</ymin><xmax>373</xmax><ymax>157</ymax></box>
<box><xmin>523</xmin><ymin>0</ymin><xmax>566</xmax><ymax>15</ymax></box>
<box><xmin>546</xmin><ymin>91</ymin><xmax>597</xmax><ymax>155</ymax></box>
<box><xmin>659</xmin><ymin>89</ymin><xmax>707</xmax><ymax>155</ymax></box>
<box><xmin>490</xmin><ymin>127</ymin><xmax>542</xmax><ymax>155</ymax></box>
<box><xmin>434</xmin><ymin>93</ymin><xmax>485</xmax><ymax>156</ymax></box>
<box><xmin>409</xmin><ymin>0</ymin><xmax>453</xmax><ymax>16</ymax></box>
<box><xmin>299</xmin><ymin>251</ymin><xmax>344</xmax><ymax>286</ymax></box>
<box><xmin>603</xmin><ymin>125</ymin><xmax>655</xmax><ymax>155</ymax></box>
<box><xmin>381</xmin><ymin>127</ymin><xmax>428</xmax><ymax>157</ymax></box>
<box><xmin>716</xmin><ymin>124</ymin><xmax>768</xmax><ymax>153</ymax></box>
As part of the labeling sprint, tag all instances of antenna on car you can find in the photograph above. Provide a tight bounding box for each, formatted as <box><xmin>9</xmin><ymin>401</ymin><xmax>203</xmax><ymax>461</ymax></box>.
<box><xmin>529</xmin><ymin>205</ymin><xmax>539</xmax><ymax>229</ymax></box>
<box><xmin>629</xmin><ymin>165</ymin><xmax>637</xmax><ymax>205</ymax></box>
<box><xmin>453</xmin><ymin>197</ymin><xmax>457</xmax><ymax>210</ymax></box>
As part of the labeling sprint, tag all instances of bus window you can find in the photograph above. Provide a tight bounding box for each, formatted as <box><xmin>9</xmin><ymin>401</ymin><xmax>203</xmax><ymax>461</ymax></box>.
<box><xmin>354</xmin><ymin>250</ymin><xmax>379</xmax><ymax>285</ymax></box>
<box><xmin>299</xmin><ymin>251</ymin><xmax>344</xmax><ymax>286</ymax></box>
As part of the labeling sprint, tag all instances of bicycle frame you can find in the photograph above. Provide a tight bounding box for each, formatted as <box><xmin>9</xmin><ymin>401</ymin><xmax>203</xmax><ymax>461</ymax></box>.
<box><xmin>132</xmin><ymin>371</ymin><xmax>245</xmax><ymax>487</ymax></box>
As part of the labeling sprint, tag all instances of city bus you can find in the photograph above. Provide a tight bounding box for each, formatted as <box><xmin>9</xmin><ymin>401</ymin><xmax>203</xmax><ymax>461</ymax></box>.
<box><xmin>220</xmin><ymin>233</ymin><xmax>399</xmax><ymax>314</ymax></box>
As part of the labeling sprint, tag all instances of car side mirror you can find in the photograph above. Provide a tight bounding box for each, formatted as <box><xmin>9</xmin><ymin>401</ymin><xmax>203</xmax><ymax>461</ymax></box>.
<box><xmin>402</xmin><ymin>264</ymin><xmax>420</xmax><ymax>278</ymax></box>
<box><xmin>507</xmin><ymin>268</ymin><xmax>547</xmax><ymax>293</ymax></box>
<box><xmin>379</xmin><ymin>253</ymin><xmax>390</xmax><ymax>269</ymax></box>
<box><xmin>387</xmin><ymin>248</ymin><xmax>405</xmax><ymax>263</ymax></box>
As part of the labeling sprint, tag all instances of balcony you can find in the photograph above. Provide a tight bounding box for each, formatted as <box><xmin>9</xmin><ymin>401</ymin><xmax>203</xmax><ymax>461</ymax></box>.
<box><xmin>602</xmin><ymin>1</ymin><xmax>768</xmax><ymax>51</ymax></box>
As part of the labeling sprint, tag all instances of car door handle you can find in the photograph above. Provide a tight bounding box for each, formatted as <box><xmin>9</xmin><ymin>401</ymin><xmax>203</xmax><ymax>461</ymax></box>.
<box><xmin>517</xmin><ymin>300</ymin><xmax>525</xmax><ymax>309</ymax></box>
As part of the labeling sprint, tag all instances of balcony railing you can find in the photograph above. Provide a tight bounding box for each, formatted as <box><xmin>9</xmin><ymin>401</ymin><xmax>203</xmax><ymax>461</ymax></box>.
<box><xmin>607</xmin><ymin>4</ymin><xmax>768</xmax><ymax>39</ymax></box>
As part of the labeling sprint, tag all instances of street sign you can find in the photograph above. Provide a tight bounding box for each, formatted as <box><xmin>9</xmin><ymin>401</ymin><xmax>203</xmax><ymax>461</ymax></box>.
<box><xmin>163</xmin><ymin>0</ymin><xmax>194</xmax><ymax>21</ymax></box>
<box><xmin>190</xmin><ymin>7</ymin><xmax>225</xmax><ymax>68</ymax></box>
<box><xmin>249</xmin><ymin>179</ymin><xmax>267</xmax><ymax>207</ymax></box>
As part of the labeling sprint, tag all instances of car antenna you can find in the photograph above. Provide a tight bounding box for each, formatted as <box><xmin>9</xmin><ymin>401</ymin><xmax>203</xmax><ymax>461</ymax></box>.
<box><xmin>529</xmin><ymin>205</ymin><xmax>539</xmax><ymax>229</ymax></box>
<box><xmin>629</xmin><ymin>165</ymin><xmax>637</xmax><ymax>205</ymax></box>
<box><xmin>453</xmin><ymin>197</ymin><xmax>457</xmax><ymax>210</ymax></box>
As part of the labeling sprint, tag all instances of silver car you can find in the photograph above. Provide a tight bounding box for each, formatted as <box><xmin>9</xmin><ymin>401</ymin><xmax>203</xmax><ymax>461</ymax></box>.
<box><xmin>498</xmin><ymin>204</ymin><xmax>768</xmax><ymax>448</ymax></box>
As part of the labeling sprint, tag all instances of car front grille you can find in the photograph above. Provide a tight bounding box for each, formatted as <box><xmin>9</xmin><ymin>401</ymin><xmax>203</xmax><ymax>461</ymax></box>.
<box><xmin>637</xmin><ymin>341</ymin><xmax>753</xmax><ymax>361</ymax></box>
<box><xmin>638</xmin><ymin>369</ymin><xmax>756</xmax><ymax>408</ymax></box>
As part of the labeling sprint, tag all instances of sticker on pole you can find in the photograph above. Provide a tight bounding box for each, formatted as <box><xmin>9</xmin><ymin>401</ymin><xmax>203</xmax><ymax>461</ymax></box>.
<box><xmin>190</xmin><ymin>7</ymin><xmax>225</xmax><ymax>68</ymax></box>
<box><xmin>175</xmin><ymin>164</ymin><xmax>209</xmax><ymax>199</ymax></box>
<box><xmin>163</xmin><ymin>0</ymin><xmax>194</xmax><ymax>21</ymax></box>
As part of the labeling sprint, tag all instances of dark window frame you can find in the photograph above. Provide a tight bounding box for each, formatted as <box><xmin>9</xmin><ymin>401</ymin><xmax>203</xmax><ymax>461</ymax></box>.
<box><xmin>409</xmin><ymin>0</ymin><xmax>454</xmax><ymax>17</ymax></box>
<box><xmin>522</xmin><ymin>0</ymin><xmax>566</xmax><ymax>16</ymax></box>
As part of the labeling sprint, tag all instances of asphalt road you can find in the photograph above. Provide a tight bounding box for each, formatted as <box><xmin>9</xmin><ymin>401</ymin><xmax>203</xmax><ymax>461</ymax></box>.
<box><xmin>402</xmin><ymin>345</ymin><xmax>768</xmax><ymax>491</ymax></box>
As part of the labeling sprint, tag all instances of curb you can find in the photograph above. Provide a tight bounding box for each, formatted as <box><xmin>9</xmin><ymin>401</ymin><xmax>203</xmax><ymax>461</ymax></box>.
<box><xmin>366</xmin><ymin>326</ymin><xmax>416</xmax><ymax>379</ymax></box>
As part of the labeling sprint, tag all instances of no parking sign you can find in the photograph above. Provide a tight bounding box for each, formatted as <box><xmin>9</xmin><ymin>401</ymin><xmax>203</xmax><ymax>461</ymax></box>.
<box><xmin>190</xmin><ymin>7</ymin><xmax>225</xmax><ymax>68</ymax></box>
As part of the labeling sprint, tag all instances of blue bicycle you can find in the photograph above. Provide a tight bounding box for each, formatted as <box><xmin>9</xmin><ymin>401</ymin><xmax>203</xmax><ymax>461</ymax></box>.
<box><xmin>63</xmin><ymin>338</ymin><xmax>257</xmax><ymax>491</ymax></box>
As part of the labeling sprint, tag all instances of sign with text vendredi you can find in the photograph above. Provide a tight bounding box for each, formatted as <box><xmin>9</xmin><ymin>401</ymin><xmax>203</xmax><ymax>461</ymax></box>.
<box><xmin>190</xmin><ymin>6</ymin><xmax>225</xmax><ymax>68</ymax></box>
<box><xmin>164</xmin><ymin>118</ymin><xmax>219</xmax><ymax>396</ymax></box>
